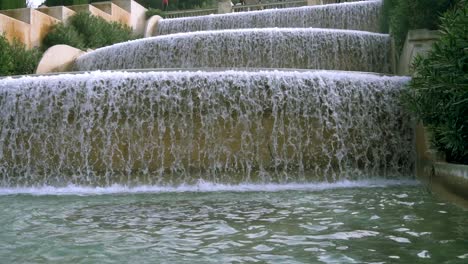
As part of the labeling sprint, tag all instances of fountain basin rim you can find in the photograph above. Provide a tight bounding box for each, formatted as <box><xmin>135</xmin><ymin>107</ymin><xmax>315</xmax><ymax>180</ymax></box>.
<box><xmin>0</xmin><ymin>68</ymin><xmax>404</xmax><ymax>80</ymax></box>
<box><xmin>0</xmin><ymin>179</ymin><xmax>419</xmax><ymax>196</ymax></box>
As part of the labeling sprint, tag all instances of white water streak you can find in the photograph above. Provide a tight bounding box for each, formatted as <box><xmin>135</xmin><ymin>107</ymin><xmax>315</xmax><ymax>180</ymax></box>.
<box><xmin>74</xmin><ymin>28</ymin><xmax>392</xmax><ymax>73</ymax></box>
<box><xmin>0</xmin><ymin>70</ymin><xmax>413</xmax><ymax>186</ymax></box>
<box><xmin>157</xmin><ymin>0</ymin><xmax>383</xmax><ymax>35</ymax></box>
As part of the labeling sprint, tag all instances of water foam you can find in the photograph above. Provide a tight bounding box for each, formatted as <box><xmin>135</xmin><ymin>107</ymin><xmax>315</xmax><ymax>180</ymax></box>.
<box><xmin>0</xmin><ymin>179</ymin><xmax>419</xmax><ymax>196</ymax></box>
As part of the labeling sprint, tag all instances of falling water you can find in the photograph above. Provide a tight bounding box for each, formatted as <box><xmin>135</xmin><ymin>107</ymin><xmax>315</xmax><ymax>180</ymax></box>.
<box><xmin>0</xmin><ymin>70</ymin><xmax>413</xmax><ymax>187</ymax></box>
<box><xmin>156</xmin><ymin>0</ymin><xmax>383</xmax><ymax>36</ymax></box>
<box><xmin>74</xmin><ymin>28</ymin><xmax>393</xmax><ymax>73</ymax></box>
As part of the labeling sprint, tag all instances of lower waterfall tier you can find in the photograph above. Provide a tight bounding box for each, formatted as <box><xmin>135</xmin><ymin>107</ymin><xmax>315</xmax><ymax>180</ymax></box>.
<box><xmin>0</xmin><ymin>70</ymin><xmax>413</xmax><ymax>186</ymax></box>
<box><xmin>73</xmin><ymin>28</ymin><xmax>393</xmax><ymax>74</ymax></box>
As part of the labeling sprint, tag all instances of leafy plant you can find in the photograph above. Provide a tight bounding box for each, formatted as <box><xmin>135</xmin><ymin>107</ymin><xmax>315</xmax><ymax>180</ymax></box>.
<box><xmin>43</xmin><ymin>12</ymin><xmax>137</xmax><ymax>50</ymax></box>
<box><xmin>0</xmin><ymin>1</ymin><xmax>26</xmax><ymax>10</ymax></box>
<box><xmin>42</xmin><ymin>23</ymin><xmax>86</xmax><ymax>50</ymax></box>
<box><xmin>403</xmin><ymin>0</ymin><xmax>468</xmax><ymax>164</ymax></box>
<box><xmin>146</xmin><ymin>8</ymin><xmax>166</xmax><ymax>19</ymax></box>
<box><xmin>0</xmin><ymin>35</ymin><xmax>42</xmax><ymax>76</ymax></box>
<box><xmin>0</xmin><ymin>35</ymin><xmax>14</xmax><ymax>76</ymax></box>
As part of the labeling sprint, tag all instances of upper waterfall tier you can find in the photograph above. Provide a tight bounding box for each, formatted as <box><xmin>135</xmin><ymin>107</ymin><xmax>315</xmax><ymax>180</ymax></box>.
<box><xmin>74</xmin><ymin>28</ymin><xmax>393</xmax><ymax>73</ymax></box>
<box><xmin>156</xmin><ymin>0</ymin><xmax>382</xmax><ymax>36</ymax></box>
<box><xmin>0</xmin><ymin>70</ymin><xmax>413</xmax><ymax>187</ymax></box>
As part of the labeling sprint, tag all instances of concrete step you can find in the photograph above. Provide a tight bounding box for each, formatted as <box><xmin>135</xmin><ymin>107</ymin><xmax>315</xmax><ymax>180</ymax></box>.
<box><xmin>91</xmin><ymin>2</ymin><xmax>131</xmax><ymax>26</ymax></box>
<box><xmin>36</xmin><ymin>6</ymin><xmax>76</xmax><ymax>24</ymax></box>
<box><xmin>67</xmin><ymin>4</ymin><xmax>113</xmax><ymax>22</ymax></box>
<box><xmin>0</xmin><ymin>8</ymin><xmax>59</xmax><ymax>48</ymax></box>
<box><xmin>0</xmin><ymin>12</ymin><xmax>30</xmax><ymax>46</ymax></box>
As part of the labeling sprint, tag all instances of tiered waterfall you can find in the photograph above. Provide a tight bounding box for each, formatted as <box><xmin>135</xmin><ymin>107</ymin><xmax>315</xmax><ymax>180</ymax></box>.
<box><xmin>0</xmin><ymin>0</ymin><xmax>414</xmax><ymax>187</ymax></box>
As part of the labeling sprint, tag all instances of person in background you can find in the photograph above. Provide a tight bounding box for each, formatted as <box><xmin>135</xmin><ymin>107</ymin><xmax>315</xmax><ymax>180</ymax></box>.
<box><xmin>162</xmin><ymin>0</ymin><xmax>169</xmax><ymax>11</ymax></box>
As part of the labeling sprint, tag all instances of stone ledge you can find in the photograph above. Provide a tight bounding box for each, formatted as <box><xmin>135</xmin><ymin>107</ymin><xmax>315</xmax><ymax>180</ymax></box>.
<box><xmin>415</xmin><ymin>123</ymin><xmax>468</xmax><ymax>207</ymax></box>
<box><xmin>36</xmin><ymin>6</ymin><xmax>76</xmax><ymax>24</ymax></box>
<box><xmin>433</xmin><ymin>162</ymin><xmax>468</xmax><ymax>200</ymax></box>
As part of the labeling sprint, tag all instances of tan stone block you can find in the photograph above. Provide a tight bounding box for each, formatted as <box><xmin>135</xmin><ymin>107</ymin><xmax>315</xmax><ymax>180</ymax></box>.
<box><xmin>0</xmin><ymin>13</ymin><xmax>30</xmax><ymax>47</ymax></box>
<box><xmin>68</xmin><ymin>4</ymin><xmax>113</xmax><ymax>22</ymax></box>
<box><xmin>36</xmin><ymin>6</ymin><xmax>76</xmax><ymax>24</ymax></box>
<box><xmin>144</xmin><ymin>15</ymin><xmax>163</xmax><ymax>37</ymax></box>
<box><xmin>36</xmin><ymin>44</ymin><xmax>86</xmax><ymax>74</ymax></box>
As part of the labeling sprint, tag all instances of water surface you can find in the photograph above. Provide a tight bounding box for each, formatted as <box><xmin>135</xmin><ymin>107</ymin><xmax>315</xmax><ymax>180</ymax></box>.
<box><xmin>1</xmin><ymin>181</ymin><xmax>467</xmax><ymax>263</ymax></box>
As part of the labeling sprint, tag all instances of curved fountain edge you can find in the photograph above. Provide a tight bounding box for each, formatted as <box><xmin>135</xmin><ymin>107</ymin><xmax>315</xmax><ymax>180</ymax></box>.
<box><xmin>1</xmin><ymin>67</ymin><xmax>404</xmax><ymax>80</ymax></box>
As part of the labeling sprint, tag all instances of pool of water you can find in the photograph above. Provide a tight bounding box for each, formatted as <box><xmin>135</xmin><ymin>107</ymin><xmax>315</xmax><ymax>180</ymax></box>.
<box><xmin>1</xmin><ymin>180</ymin><xmax>467</xmax><ymax>263</ymax></box>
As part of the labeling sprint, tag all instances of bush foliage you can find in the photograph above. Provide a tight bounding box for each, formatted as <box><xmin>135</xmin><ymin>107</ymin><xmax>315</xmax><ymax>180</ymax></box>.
<box><xmin>146</xmin><ymin>8</ymin><xmax>166</xmax><ymax>19</ymax></box>
<box><xmin>403</xmin><ymin>0</ymin><xmax>468</xmax><ymax>164</ymax></box>
<box><xmin>381</xmin><ymin>0</ymin><xmax>454</xmax><ymax>53</ymax></box>
<box><xmin>0</xmin><ymin>35</ymin><xmax>42</xmax><ymax>76</ymax></box>
<box><xmin>43</xmin><ymin>12</ymin><xmax>136</xmax><ymax>50</ymax></box>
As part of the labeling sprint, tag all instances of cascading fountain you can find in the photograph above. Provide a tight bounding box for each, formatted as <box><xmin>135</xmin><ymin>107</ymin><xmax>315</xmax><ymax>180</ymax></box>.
<box><xmin>4</xmin><ymin>2</ymin><xmax>467</xmax><ymax>263</ymax></box>
<box><xmin>0</xmin><ymin>0</ymin><xmax>410</xmax><ymax>187</ymax></box>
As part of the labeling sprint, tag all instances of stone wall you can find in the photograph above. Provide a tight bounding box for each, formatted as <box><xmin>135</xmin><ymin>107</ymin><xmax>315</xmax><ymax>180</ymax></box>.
<box><xmin>0</xmin><ymin>8</ymin><xmax>59</xmax><ymax>48</ymax></box>
<box><xmin>36</xmin><ymin>6</ymin><xmax>77</xmax><ymax>24</ymax></box>
<box><xmin>112</xmin><ymin>0</ymin><xmax>147</xmax><ymax>35</ymax></box>
<box><xmin>0</xmin><ymin>13</ymin><xmax>30</xmax><ymax>46</ymax></box>
<box><xmin>397</xmin><ymin>29</ymin><xmax>440</xmax><ymax>76</ymax></box>
<box><xmin>0</xmin><ymin>0</ymin><xmax>146</xmax><ymax>49</ymax></box>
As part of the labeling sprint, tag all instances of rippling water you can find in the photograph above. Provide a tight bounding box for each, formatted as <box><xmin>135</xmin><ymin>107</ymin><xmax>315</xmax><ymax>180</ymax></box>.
<box><xmin>1</xmin><ymin>181</ymin><xmax>467</xmax><ymax>263</ymax></box>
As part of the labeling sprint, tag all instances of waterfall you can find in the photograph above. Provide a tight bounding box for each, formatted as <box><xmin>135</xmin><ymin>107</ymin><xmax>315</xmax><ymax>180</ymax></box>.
<box><xmin>156</xmin><ymin>0</ymin><xmax>382</xmax><ymax>36</ymax></box>
<box><xmin>0</xmin><ymin>71</ymin><xmax>413</xmax><ymax>187</ymax></box>
<box><xmin>74</xmin><ymin>28</ymin><xmax>392</xmax><ymax>74</ymax></box>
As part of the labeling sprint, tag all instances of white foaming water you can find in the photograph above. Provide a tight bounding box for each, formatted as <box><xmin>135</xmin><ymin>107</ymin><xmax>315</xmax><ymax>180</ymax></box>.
<box><xmin>156</xmin><ymin>0</ymin><xmax>382</xmax><ymax>36</ymax></box>
<box><xmin>74</xmin><ymin>28</ymin><xmax>392</xmax><ymax>74</ymax></box>
<box><xmin>0</xmin><ymin>179</ymin><xmax>419</xmax><ymax>196</ymax></box>
<box><xmin>0</xmin><ymin>70</ymin><xmax>413</xmax><ymax>187</ymax></box>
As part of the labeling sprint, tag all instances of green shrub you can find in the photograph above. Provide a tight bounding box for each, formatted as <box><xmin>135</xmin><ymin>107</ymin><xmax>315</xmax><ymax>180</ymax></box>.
<box><xmin>0</xmin><ymin>35</ymin><xmax>42</xmax><ymax>77</ymax></box>
<box><xmin>42</xmin><ymin>23</ymin><xmax>86</xmax><ymax>50</ymax></box>
<box><xmin>381</xmin><ymin>0</ymin><xmax>454</xmax><ymax>53</ymax></box>
<box><xmin>0</xmin><ymin>1</ymin><xmax>25</xmax><ymax>10</ymax></box>
<box><xmin>0</xmin><ymin>35</ymin><xmax>14</xmax><ymax>76</ymax></box>
<box><xmin>8</xmin><ymin>39</ymin><xmax>43</xmax><ymax>75</ymax></box>
<box><xmin>43</xmin><ymin>12</ymin><xmax>137</xmax><ymax>50</ymax></box>
<box><xmin>403</xmin><ymin>0</ymin><xmax>468</xmax><ymax>164</ymax></box>
<box><xmin>146</xmin><ymin>8</ymin><xmax>166</xmax><ymax>19</ymax></box>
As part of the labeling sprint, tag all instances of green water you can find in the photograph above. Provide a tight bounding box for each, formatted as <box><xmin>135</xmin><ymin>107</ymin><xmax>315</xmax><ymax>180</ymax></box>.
<box><xmin>1</xmin><ymin>183</ymin><xmax>467</xmax><ymax>263</ymax></box>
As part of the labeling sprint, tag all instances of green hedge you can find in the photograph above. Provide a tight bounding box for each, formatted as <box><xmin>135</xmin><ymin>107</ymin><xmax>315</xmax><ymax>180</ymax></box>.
<box><xmin>43</xmin><ymin>0</ymin><xmax>102</xmax><ymax>6</ymax></box>
<box><xmin>146</xmin><ymin>8</ymin><xmax>166</xmax><ymax>19</ymax></box>
<box><xmin>381</xmin><ymin>0</ymin><xmax>454</xmax><ymax>53</ymax></box>
<box><xmin>403</xmin><ymin>0</ymin><xmax>468</xmax><ymax>164</ymax></box>
<box><xmin>43</xmin><ymin>12</ymin><xmax>136</xmax><ymax>50</ymax></box>
<box><xmin>0</xmin><ymin>35</ymin><xmax>42</xmax><ymax>76</ymax></box>
<box><xmin>0</xmin><ymin>1</ymin><xmax>25</xmax><ymax>10</ymax></box>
